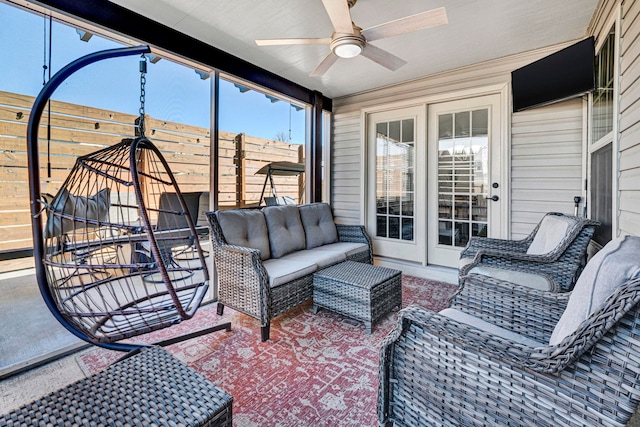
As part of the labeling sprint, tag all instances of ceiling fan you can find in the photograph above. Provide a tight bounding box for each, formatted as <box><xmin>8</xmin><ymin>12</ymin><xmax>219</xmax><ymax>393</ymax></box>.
<box><xmin>255</xmin><ymin>0</ymin><xmax>448</xmax><ymax>77</ymax></box>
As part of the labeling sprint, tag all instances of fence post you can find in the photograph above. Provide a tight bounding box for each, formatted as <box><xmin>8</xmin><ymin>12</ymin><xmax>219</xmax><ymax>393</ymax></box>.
<box><xmin>234</xmin><ymin>133</ymin><xmax>245</xmax><ymax>208</ymax></box>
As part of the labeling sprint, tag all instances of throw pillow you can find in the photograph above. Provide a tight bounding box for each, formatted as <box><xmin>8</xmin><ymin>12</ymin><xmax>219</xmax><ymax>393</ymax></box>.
<box><xmin>549</xmin><ymin>235</ymin><xmax>640</xmax><ymax>346</ymax></box>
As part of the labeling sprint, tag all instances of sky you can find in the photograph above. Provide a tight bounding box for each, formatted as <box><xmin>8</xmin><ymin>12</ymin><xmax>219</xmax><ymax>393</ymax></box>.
<box><xmin>0</xmin><ymin>2</ymin><xmax>306</xmax><ymax>144</ymax></box>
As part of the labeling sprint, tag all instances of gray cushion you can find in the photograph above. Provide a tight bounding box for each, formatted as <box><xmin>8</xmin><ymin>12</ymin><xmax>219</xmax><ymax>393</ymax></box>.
<box><xmin>263</xmin><ymin>205</ymin><xmax>306</xmax><ymax>258</ymax></box>
<box><xmin>216</xmin><ymin>209</ymin><xmax>271</xmax><ymax>260</ymax></box>
<box><xmin>44</xmin><ymin>188</ymin><xmax>111</xmax><ymax>238</ymax></box>
<box><xmin>262</xmin><ymin>258</ymin><xmax>317</xmax><ymax>288</ymax></box>
<box><xmin>468</xmin><ymin>265</ymin><xmax>553</xmax><ymax>291</ymax></box>
<box><xmin>298</xmin><ymin>203</ymin><xmax>339</xmax><ymax>249</ymax></box>
<box><xmin>314</xmin><ymin>242</ymin><xmax>369</xmax><ymax>258</ymax></box>
<box><xmin>439</xmin><ymin>308</ymin><xmax>544</xmax><ymax>347</ymax></box>
<box><xmin>526</xmin><ymin>215</ymin><xmax>578</xmax><ymax>255</ymax></box>
<box><xmin>549</xmin><ymin>236</ymin><xmax>640</xmax><ymax>346</ymax></box>
<box><xmin>280</xmin><ymin>248</ymin><xmax>345</xmax><ymax>269</ymax></box>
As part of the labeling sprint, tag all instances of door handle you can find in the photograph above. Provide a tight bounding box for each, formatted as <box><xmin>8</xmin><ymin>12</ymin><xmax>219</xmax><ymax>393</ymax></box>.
<box><xmin>489</xmin><ymin>195</ymin><xmax>499</xmax><ymax>202</ymax></box>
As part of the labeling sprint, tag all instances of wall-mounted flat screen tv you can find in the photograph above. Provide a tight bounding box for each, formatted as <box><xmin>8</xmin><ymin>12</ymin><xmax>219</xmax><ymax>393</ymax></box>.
<box><xmin>512</xmin><ymin>37</ymin><xmax>595</xmax><ymax>112</ymax></box>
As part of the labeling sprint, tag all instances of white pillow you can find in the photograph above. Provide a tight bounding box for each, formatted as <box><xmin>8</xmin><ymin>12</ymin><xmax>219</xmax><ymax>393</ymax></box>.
<box><xmin>526</xmin><ymin>215</ymin><xmax>578</xmax><ymax>255</ymax></box>
<box><xmin>549</xmin><ymin>236</ymin><xmax>640</xmax><ymax>346</ymax></box>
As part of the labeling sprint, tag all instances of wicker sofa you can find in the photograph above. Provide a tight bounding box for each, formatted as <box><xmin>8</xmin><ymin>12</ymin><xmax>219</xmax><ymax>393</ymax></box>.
<box><xmin>379</xmin><ymin>235</ymin><xmax>640</xmax><ymax>427</ymax></box>
<box><xmin>207</xmin><ymin>203</ymin><xmax>372</xmax><ymax>341</ymax></box>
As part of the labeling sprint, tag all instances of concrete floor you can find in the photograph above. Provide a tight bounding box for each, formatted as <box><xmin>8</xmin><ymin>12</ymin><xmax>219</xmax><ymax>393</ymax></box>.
<box><xmin>0</xmin><ymin>349</ymin><xmax>88</xmax><ymax>414</ymax></box>
<box><xmin>0</xmin><ymin>269</ymin><xmax>87</xmax><ymax>379</ymax></box>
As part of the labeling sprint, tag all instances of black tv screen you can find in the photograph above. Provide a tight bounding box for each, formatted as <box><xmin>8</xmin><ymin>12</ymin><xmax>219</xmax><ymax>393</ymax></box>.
<box><xmin>512</xmin><ymin>37</ymin><xmax>595</xmax><ymax>112</ymax></box>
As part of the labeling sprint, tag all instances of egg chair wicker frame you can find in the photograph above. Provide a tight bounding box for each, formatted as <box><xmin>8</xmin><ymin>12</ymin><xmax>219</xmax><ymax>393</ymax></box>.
<box><xmin>27</xmin><ymin>46</ymin><xmax>230</xmax><ymax>352</ymax></box>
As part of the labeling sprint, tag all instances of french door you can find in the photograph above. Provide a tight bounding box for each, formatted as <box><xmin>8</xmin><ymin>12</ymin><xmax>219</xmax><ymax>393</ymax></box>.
<box><xmin>366</xmin><ymin>106</ymin><xmax>426</xmax><ymax>262</ymax></box>
<box><xmin>427</xmin><ymin>95</ymin><xmax>505</xmax><ymax>267</ymax></box>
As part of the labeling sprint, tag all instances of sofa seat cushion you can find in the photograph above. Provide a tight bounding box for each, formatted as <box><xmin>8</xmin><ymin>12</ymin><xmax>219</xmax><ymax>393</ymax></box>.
<box><xmin>468</xmin><ymin>265</ymin><xmax>553</xmax><ymax>291</ymax></box>
<box><xmin>549</xmin><ymin>236</ymin><xmax>640</xmax><ymax>346</ymax></box>
<box><xmin>314</xmin><ymin>242</ymin><xmax>369</xmax><ymax>259</ymax></box>
<box><xmin>263</xmin><ymin>205</ymin><xmax>306</xmax><ymax>258</ymax></box>
<box><xmin>526</xmin><ymin>215</ymin><xmax>578</xmax><ymax>255</ymax></box>
<box><xmin>216</xmin><ymin>209</ymin><xmax>270</xmax><ymax>260</ymax></box>
<box><xmin>439</xmin><ymin>308</ymin><xmax>545</xmax><ymax>348</ymax></box>
<box><xmin>280</xmin><ymin>248</ymin><xmax>345</xmax><ymax>269</ymax></box>
<box><xmin>262</xmin><ymin>258</ymin><xmax>317</xmax><ymax>288</ymax></box>
<box><xmin>299</xmin><ymin>203</ymin><xmax>339</xmax><ymax>249</ymax></box>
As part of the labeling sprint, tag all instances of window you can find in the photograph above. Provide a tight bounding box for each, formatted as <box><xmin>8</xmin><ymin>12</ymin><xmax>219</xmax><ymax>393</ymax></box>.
<box><xmin>0</xmin><ymin>3</ymin><xmax>211</xmax><ymax>254</ymax></box>
<box><xmin>375</xmin><ymin>119</ymin><xmax>415</xmax><ymax>241</ymax></box>
<box><xmin>589</xmin><ymin>25</ymin><xmax>616</xmax><ymax>246</ymax></box>
<box><xmin>590</xmin><ymin>145</ymin><xmax>612</xmax><ymax>246</ymax></box>
<box><xmin>217</xmin><ymin>76</ymin><xmax>307</xmax><ymax>209</ymax></box>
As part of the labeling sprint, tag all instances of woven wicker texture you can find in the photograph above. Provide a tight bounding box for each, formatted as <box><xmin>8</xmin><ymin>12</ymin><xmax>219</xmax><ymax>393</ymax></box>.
<box><xmin>459</xmin><ymin>212</ymin><xmax>599</xmax><ymax>292</ymax></box>
<box><xmin>313</xmin><ymin>260</ymin><xmax>402</xmax><ymax>332</ymax></box>
<box><xmin>206</xmin><ymin>210</ymin><xmax>373</xmax><ymax>340</ymax></box>
<box><xmin>0</xmin><ymin>346</ymin><xmax>232</xmax><ymax>426</ymax></box>
<box><xmin>379</xmin><ymin>274</ymin><xmax>640</xmax><ymax>427</ymax></box>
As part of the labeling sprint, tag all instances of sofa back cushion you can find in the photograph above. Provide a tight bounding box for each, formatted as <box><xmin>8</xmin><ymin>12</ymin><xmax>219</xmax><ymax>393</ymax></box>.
<box><xmin>216</xmin><ymin>209</ymin><xmax>271</xmax><ymax>260</ymax></box>
<box><xmin>526</xmin><ymin>214</ymin><xmax>578</xmax><ymax>255</ymax></box>
<box><xmin>549</xmin><ymin>235</ymin><xmax>640</xmax><ymax>346</ymax></box>
<box><xmin>298</xmin><ymin>203</ymin><xmax>338</xmax><ymax>249</ymax></box>
<box><xmin>263</xmin><ymin>205</ymin><xmax>306</xmax><ymax>258</ymax></box>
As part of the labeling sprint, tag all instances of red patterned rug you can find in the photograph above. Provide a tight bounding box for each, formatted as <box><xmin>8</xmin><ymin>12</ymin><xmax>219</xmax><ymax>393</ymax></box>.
<box><xmin>77</xmin><ymin>275</ymin><xmax>457</xmax><ymax>427</ymax></box>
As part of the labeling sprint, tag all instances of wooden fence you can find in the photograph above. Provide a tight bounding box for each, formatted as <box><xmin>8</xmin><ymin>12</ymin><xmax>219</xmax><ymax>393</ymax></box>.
<box><xmin>0</xmin><ymin>91</ymin><xmax>304</xmax><ymax>252</ymax></box>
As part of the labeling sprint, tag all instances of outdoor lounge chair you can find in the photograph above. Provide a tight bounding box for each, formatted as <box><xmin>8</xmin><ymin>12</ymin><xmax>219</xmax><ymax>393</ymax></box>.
<box><xmin>458</xmin><ymin>212</ymin><xmax>599</xmax><ymax>292</ymax></box>
<box><xmin>379</xmin><ymin>235</ymin><xmax>640</xmax><ymax>427</ymax></box>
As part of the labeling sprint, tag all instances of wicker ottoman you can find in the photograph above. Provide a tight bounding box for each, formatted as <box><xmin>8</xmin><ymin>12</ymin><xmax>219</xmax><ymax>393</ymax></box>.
<box><xmin>0</xmin><ymin>346</ymin><xmax>232</xmax><ymax>427</ymax></box>
<box><xmin>313</xmin><ymin>261</ymin><xmax>402</xmax><ymax>333</ymax></box>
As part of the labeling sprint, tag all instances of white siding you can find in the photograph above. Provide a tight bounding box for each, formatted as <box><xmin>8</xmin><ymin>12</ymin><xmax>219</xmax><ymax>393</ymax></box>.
<box><xmin>511</xmin><ymin>99</ymin><xmax>585</xmax><ymax>238</ymax></box>
<box><xmin>331</xmin><ymin>110</ymin><xmax>363</xmax><ymax>224</ymax></box>
<box><xmin>619</xmin><ymin>0</ymin><xmax>640</xmax><ymax>236</ymax></box>
<box><xmin>332</xmin><ymin>42</ymin><xmax>585</xmax><ymax>237</ymax></box>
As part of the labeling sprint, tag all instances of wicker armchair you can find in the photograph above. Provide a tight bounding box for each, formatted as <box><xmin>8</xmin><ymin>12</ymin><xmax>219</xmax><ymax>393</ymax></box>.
<box><xmin>459</xmin><ymin>212</ymin><xmax>599</xmax><ymax>292</ymax></box>
<box><xmin>379</xmin><ymin>236</ymin><xmax>640</xmax><ymax>427</ymax></box>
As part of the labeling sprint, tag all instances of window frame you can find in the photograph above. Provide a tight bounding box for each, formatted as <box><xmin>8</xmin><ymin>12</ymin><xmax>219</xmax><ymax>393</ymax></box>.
<box><xmin>587</xmin><ymin>8</ymin><xmax>620</xmax><ymax>247</ymax></box>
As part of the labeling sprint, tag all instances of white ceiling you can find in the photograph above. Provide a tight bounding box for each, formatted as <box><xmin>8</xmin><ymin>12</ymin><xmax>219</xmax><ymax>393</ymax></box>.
<box><xmin>109</xmin><ymin>0</ymin><xmax>599</xmax><ymax>99</ymax></box>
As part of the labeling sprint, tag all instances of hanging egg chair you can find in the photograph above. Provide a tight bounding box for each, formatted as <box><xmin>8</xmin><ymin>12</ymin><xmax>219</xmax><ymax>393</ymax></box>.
<box><xmin>27</xmin><ymin>46</ymin><xmax>229</xmax><ymax>352</ymax></box>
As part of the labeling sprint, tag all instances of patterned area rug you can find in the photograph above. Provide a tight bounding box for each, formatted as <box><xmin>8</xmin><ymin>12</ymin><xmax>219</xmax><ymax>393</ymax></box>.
<box><xmin>77</xmin><ymin>275</ymin><xmax>457</xmax><ymax>427</ymax></box>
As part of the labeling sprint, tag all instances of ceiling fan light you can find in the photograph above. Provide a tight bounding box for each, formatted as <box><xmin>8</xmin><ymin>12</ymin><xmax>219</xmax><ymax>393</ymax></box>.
<box><xmin>331</xmin><ymin>36</ymin><xmax>365</xmax><ymax>58</ymax></box>
<box><xmin>334</xmin><ymin>42</ymin><xmax>362</xmax><ymax>58</ymax></box>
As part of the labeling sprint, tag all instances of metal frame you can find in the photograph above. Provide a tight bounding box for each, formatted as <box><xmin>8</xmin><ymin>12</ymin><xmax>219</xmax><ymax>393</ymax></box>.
<box><xmin>27</xmin><ymin>46</ymin><xmax>230</xmax><ymax>352</ymax></box>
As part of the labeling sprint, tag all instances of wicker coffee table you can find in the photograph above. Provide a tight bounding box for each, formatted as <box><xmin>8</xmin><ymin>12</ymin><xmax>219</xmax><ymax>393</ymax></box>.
<box><xmin>313</xmin><ymin>260</ymin><xmax>402</xmax><ymax>333</ymax></box>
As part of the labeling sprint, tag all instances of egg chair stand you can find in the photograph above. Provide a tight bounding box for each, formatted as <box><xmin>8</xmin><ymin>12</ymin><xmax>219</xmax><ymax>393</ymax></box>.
<box><xmin>27</xmin><ymin>45</ymin><xmax>230</xmax><ymax>353</ymax></box>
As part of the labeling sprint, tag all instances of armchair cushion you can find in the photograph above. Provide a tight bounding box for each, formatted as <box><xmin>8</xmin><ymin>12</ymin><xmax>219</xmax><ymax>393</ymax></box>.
<box><xmin>216</xmin><ymin>209</ymin><xmax>271</xmax><ymax>260</ymax></box>
<box><xmin>467</xmin><ymin>265</ymin><xmax>553</xmax><ymax>291</ymax></box>
<box><xmin>298</xmin><ymin>203</ymin><xmax>339</xmax><ymax>249</ymax></box>
<box><xmin>550</xmin><ymin>235</ymin><xmax>640</xmax><ymax>345</ymax></box>
<box><xmin>263</xmin><ymin>205</ymin><xmax>306</xmax><ymax>258</ymax></box>
<box><xmin>526</xmin><ymin>215</ymin><xmax>578</xmax><ymax>255</ymax></box>
<box><xmin>439</xmin><ymin>308</ymin><xmax>545</xmax><ymax>347</ymax></box>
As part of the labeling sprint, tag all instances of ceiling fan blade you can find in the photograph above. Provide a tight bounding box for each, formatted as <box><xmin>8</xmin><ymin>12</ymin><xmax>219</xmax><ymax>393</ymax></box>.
<box><xmin>256</xmin><ymin>38</ymin><xmax>331</xmax><ymax>46</ymax></box>
<box><xmin>360</xmin><ymin>44</ymin><xmax>407</xmax><ymax>71</ymax></box>
<box><xmin>362</xmin><ymin>7</ymin><xmax>448</xmax><ymax>42</ymax></box>
<box><xmin>321</xmin><ymin>0</ymin><xmax>354</xmax><ymax>34</ymax></box>
<box><xmin>310</xmin><ymin>52</ymin><xmax>339</xmax><ymax>77</ymax></box>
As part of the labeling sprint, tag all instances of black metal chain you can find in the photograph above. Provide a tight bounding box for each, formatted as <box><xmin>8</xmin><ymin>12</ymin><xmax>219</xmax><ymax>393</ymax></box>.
<box><xmin>138</xmin><ymin>54</ymin><xmax>148</xmax><ymax>137</ymax></box>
